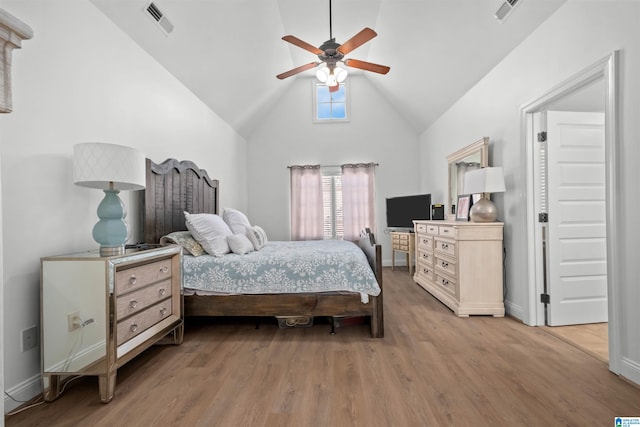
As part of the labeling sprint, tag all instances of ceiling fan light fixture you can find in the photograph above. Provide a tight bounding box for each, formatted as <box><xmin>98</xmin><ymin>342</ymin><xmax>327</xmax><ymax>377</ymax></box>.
<box><xmin>335</xmin><ymin>66</ymin><xmax>348</xmax><ymax>83</ymax></box>
<box><xmin>316</xmin><ymin>66</ymin><xmax>330</xmax><ymax>83</ymax></box>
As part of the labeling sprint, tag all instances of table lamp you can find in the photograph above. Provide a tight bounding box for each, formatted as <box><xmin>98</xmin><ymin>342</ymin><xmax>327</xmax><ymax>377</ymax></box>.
<box><xmin>463</xmin><ymin>166</ymin><xmax>506</xmax><ymax>222</ymax></box>
<box><xmin>73</xmin><ymin>143</ymin><xmax>145</xmax><ymax>256</ymax></box>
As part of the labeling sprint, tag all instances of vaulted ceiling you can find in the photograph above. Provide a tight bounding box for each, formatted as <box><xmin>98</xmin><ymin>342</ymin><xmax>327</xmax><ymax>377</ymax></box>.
<box><xmin>91</xmin><ymin>0</ymin><xmax>566</xmax><ymax>139</ymax></box>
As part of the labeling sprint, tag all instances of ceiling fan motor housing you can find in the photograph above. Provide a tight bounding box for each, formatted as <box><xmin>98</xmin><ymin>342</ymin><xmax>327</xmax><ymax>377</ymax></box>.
<box><xmin>318</xmin><ymin>39</ymin><xmax>344</xmax><ymax>68</ymax></box>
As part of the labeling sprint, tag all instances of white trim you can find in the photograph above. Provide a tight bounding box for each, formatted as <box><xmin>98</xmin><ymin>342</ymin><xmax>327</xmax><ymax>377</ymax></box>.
<box><xmin>3</xmin><ymin>374</ymin><xmax>41</xmax><ymax>413</ymax></box>
<box><xmin>520</xmin><ymin>51</ymin><xmax>621</xmax><ymax>374</ymax></box>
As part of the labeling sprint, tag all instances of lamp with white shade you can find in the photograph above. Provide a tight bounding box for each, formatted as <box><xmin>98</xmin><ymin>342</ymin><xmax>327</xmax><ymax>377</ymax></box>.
<box><xmin>463</xmin><ymin>166</ymin><xmax>506</xmax><ymax>222</ymax></box>
<box><xmin>73</xmin><ymin>142</ymin><xmax>146</xmax><ymax>256</ymax></box>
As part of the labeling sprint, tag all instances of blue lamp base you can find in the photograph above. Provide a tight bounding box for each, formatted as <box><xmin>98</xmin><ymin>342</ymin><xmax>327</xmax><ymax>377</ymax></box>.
<box><xmin>92</xmin><ymin>188</ymin><xmax>129</xmax><ymax>257</ymax></box>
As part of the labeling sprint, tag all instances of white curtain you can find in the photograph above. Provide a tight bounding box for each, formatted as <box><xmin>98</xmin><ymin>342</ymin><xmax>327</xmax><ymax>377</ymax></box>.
<box><xmin>341</xmin><ymin>163</ymin><xmax>376</xmax><ymax>242</ymax></box>
<box><xmin>290</xmin><ymin>165</ymin><xmax>323</xmax><ymax>240</ymax></box>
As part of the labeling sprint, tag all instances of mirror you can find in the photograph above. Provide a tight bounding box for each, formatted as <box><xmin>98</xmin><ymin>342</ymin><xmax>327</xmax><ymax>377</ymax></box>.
<box><xmin>447</xmin><ymin>137</ymin><xmax>489</xmax><ymax>219</ymax></box>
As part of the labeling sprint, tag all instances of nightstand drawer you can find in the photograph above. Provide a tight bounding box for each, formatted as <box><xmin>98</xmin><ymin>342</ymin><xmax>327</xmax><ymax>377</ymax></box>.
<box><xmin>394</xmin><ymin>242</ymin><xmax>410</xmax><ymax>251</ymax></box>
<box><xmin>116</xmin><ymin>279</ymin><xmax>172</xmax><ymax>319</ymax></box>
<box><xmin>115</xmin><ymin>258</ymin><xmax>172</xmax><ymax>294</ymax></box>
<box><xmin>117</xmin><ymin>300</ymin><xmax>172</xmax><ymax>345</ymax></box>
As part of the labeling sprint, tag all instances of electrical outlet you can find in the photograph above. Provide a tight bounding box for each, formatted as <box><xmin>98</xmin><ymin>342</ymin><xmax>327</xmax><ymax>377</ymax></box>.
<box><xmin>21</xmin><ymin>326</ymin><xmax>38</xmax><ymax>352</ymax></box>
<box><xmin>67</xmin><ymin>311</ymin><xmax>81</xmax><ymax>332</ymax></box>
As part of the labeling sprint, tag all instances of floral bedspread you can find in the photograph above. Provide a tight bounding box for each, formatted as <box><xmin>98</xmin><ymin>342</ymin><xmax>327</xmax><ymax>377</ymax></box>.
<box><xmin>182</xmin><ymin>240</ymin><xmax>380</xmax><ymax>300</ymax></box>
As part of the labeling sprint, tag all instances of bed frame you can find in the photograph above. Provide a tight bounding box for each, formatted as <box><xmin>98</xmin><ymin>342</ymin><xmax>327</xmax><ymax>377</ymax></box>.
<box><xmin>141</xmin><ymin>158</ymin><xmax>384</xmax><ymax>338</ymax></box>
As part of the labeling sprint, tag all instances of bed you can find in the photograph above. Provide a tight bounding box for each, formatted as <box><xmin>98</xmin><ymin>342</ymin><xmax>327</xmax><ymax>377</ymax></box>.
<box><xmin>141</xmin><ymin>158</ymin><xmax>384</xmax><ymax>337</ymax></box>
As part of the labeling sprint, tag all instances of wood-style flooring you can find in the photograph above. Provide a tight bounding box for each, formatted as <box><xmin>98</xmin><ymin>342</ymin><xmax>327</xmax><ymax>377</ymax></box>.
<box><xmin>6</xmin><ymin>268</ymin><xmax>639</xmax><ymax>426</ymax></box>
<box><xmin>542</xmin><ymin>322</ymin><xmax>609</xmax><ymax>363</ymax></box>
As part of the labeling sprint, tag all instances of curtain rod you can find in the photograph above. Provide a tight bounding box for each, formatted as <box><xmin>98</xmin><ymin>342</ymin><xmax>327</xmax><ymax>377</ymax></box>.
<box><xmin>287</xmin><ymin>163</ymin><xmax>379</xmax><ymax>169</ymax></box>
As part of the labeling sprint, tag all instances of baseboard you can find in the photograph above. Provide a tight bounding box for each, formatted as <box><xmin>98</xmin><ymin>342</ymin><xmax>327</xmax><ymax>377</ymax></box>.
<box><xmin>504</xmin><ymin>299</ymin><xmax>526</xmax><ymax>323</ymax></box>
<box><xmin>4</xmin><ymin>374</ymin><xmax>42</xmax><ymax>414</ymax></box>
<box><xmin>620</xmin><ymin>356</ymin><xmax>640</xmax><ymax>387</ymax></box>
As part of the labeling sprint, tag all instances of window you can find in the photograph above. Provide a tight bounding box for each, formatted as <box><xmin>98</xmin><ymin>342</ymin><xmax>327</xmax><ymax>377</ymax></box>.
<box><xmin>314</xmin><ymin>83</ymin><xmax>348</xmax><ymax>122</ymax></box>
<box><xmin>322</xmin><ymin>168</ymin><xmax>343</xmax><ymax>239</ymax></box>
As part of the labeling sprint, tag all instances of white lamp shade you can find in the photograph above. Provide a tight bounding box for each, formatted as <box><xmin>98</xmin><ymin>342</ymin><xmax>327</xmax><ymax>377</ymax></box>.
<box><xmin>316</xmin><ymin>67</ymin><xmax>330</xmax><ymax>83</ymax></box>
<box><xmin>463</xmin><ymin>166</ymin><xmax>506</xmax><ymax>194</ymax></box>
<box><xmin>73</xmin><ymin>142</ymin><xmax>145</xmax><ymax>191</ymax></box>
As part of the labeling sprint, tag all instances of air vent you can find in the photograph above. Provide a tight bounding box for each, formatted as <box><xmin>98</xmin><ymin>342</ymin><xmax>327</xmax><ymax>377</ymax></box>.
<box><xmin>495</xmin><ymin>0</ymin><xmax>521</xmax><ymax>23</ymax></box>
<box><xmin>145</xmin><ymin>2</ymin><xmax>174</xmax><ymax>35</ymax></box>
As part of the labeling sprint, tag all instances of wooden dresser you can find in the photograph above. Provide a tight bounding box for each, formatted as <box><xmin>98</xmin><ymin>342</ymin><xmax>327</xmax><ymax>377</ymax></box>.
<box><xmin>413</xmin><ymin>220</ymin><xmax>504</xmax><ymax>317</ymax></box>
<box><xmin>390</xmin><ymin>231</ymin><xmax>415</xmax><ymax>275</ymax></box>
<box><xmin>41</xmin><ymin>245</ymin><xmax>183</xmax><ymax>403</ymax></box>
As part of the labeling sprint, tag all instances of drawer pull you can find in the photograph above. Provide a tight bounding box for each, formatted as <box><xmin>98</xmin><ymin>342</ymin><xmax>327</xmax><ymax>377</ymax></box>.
<box><xmin>441</xmin><ymin>261</ymin><xmax>448</xmax><ymax>268</ymax></box>
<box><xmin>128</xmin><ymin>275</ymin><xmax>137</xmax><ymax>285</ymax></box>
<box><xmin>130</xmin><ymin>323</ymin><xmax>138</xmax><ymax>333</ymax></box>
<box><xmin>129</xmin><ymin>300</ymin><xmax>138</xmax><ymax>309</ymax></box>
<box><xmin>159</xmin><ymin>288</ymin><xmax>166</xmax><ymax>296</ymax></box>
<box><xmin>423</xmin><ymin>268</ymin><xmax>430</xmax><ymax>274</ymax></box>
<box><xmin>160</xmin><ymin>266</ymin><xmax>169</xmax><ymax>274</ymax></box>
<box><xmin>160</xmin><ymin>307</ymin><xmax>168</xmax><ymax>316</ymax></box>
<box><xmin>422</xmin><ymin>239</ymin><xmax>429</xmax><ymax>244</ymax></box>
<box><xmin>441</xmin><ymin>243</ymin><xmax>448</xmax><ymax>250</ymax></box>
<box><xmin>422</xmin><ymin>253</ymin><xmax>428</xmax><ymax>259</ymax></box>
<box><xmin>442</xmin><ymin>280</ymin><xmax>449</xmax><ymax>286</ymax></box>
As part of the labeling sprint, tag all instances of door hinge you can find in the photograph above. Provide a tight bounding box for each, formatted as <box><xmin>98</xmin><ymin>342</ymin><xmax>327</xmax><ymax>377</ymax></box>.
<box><xmin>537</xmin><ymin>131</ymin><xmax>547</xmax><ymax>142</ymax></box>
<box><xmin>538</xmin><ymin>213</ymin><xmax>548</xmax><ymax>223</ymax></box>
<box><xmin>540</xmin><ymin>293</ymin><xmax>550</xmax><ymax>304</ymax></box>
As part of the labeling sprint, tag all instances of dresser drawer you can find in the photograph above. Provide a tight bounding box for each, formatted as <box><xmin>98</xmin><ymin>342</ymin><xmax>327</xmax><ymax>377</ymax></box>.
<box><xmin>435</xmin><ymin>273</ymin><xmax>457</xmax><ymax>297</ymax></box>
<box><xmin>415</xmin><ymin>223</ymin><xmax>427</xmax><ymax>233</ymax></box>
<box><xmin>115</xmin><ymin>258</ymin><xmax>173</xmax><ymax>294</ymax></box>
<box><xmin>435</xmin><ymin>255</ymin><xmax>457</xmax><ymax>278</ymax></box>
<box><xmin>434</xmin><ymin>238</ymin><xmax>456</xmax><ymax>258</ymax></box>
<box><xmin>417</xmin><ymin>234</ymin><xmax>434</xmax><ymax>250</ymax></box>
<box><xmin>426</xmin><ymin>224</ymin><xmax>439</xmax><ymax>235</ymax></box>
<box><xmin>116</xmin><ymin>300</ymin><xmax>172</xmax><ymax>346</ymax></box>
<box><xmin>416</xmin><ymin>262</ymin><xmax>434</xmax><ymax>281</ymax></box>
<box><xmin>438</xmin><ymin>226</ymin><xmax>457</xmax><ymax>238</ymax></box>
<box><xmin>417</xmin><ymin>249</ymin><xmax>433</xmax><ymax>266</ymax></box>
<box><xmin>116</xmin><ymin>279</ymin><xmax>172</xmax><ymax>319</ymax></box>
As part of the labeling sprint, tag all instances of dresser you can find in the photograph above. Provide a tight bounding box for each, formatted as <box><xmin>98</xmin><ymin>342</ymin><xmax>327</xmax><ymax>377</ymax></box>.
<box><xmin>390</xmin><ymin>231</ymin><xmax>415</xmax><ymax>275</ymax></box>
<box><xmin>413</xmin><ymin>220</ymin><xmax>504</xmax><ymax>317</ymax></box>
<box><xmin>41</xmin><ymin>245</ymin><xmax>183</xmax><ymax>403</ymax></box>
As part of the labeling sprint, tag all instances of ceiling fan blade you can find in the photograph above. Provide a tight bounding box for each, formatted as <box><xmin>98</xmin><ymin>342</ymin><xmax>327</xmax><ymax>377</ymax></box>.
<box><xmin>282</xmin><ymin>35</ymin><xmax>324</xmax><ymax>55</ymax></box>
<box><xmin>337</xmin><ymin>27</ymin><xmax>377</xmax><ymax>55</ymax></box>
<box><xmin>343</xmin><ymin>58</ymin><xmax>390</xmax><ymax>75</ymax></box>
<box><xmin>276</xmin><ymin>62</ymin><xmax>320</xmax><ymax>80</ymax></box>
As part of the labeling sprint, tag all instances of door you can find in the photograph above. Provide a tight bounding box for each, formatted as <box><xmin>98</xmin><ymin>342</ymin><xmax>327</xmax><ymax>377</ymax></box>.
<box><xmin>545</xmin><ymin>111</ymin><xmax>607</xmax><ymax>326</ymax></box>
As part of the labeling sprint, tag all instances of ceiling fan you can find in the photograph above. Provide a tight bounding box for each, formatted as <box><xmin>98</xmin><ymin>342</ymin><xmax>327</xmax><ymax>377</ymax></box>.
<box><xmin>276</xmin><ymin>0</ymin><xmax>390</xmax><ymax>90</ymax></box>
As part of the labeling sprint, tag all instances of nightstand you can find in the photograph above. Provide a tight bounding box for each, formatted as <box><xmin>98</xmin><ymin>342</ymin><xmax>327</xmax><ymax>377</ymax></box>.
<box><xmin>390</xmin><ymin>231</ymin><xmax>415</xmax><ymax>275</ymax></box>
<box><xmin>40</xmin><ymin>245</ymin><xmax>183</xmax><ymax>403</ymax></box>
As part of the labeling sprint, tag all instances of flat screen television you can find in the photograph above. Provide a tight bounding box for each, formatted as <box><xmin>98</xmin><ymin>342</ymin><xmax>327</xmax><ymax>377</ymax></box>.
<box><xmin>385</xmin><ymin>194</ymin><xmax>431</xmax><ymax>229</ymax></box>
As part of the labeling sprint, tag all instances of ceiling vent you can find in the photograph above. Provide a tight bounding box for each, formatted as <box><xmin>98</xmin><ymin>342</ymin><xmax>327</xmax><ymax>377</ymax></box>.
<box><xmin>495</xmin><ymin>0</ymin><xmax>521</xmax><ymax>23</ymax></box>
<box><xmin>145</xmin><ymin>2</ymin><xmax>174</xmax><ymax>35</ymax></box>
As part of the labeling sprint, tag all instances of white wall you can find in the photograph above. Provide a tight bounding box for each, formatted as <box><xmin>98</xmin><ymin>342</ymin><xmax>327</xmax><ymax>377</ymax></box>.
<box><xmin>247</xmin><ymin>76</ymin><xmax>421</xmax><ymax>264</ymax></box>
<box><xmin>419</xmin><ymin>0</ymin><xmax>640</xmax><ymax>384</ymax></box>
<box><xmin>0</xmin><ymin>0</ymin><xmax>247</xmax><ymax>410</ymax></box>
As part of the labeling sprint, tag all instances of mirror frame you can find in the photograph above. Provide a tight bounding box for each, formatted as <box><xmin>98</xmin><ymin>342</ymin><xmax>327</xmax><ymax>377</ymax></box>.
<box><xmin>447</xmin><ymin>137</ymin><xmax>489</xmax><ymax>219</ymax></box>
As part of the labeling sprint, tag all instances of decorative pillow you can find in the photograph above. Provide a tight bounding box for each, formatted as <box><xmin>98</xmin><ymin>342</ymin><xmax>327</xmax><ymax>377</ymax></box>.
<box><xmin>246</xmin><ymin>225</ymin><xmax>267</xmax><ymax>251</ymax></box>
<box><xmin>159</xmin><ymin>231</ymin><xmax>205</xmax><ymax>256</ymax></box>
<box><xmin>255</xmin><ymin>225</ymin><xmax>268</xmax><ymax>244</ymax></box>
<box><xmin>222</xmin><ymin>207</ymin><xmax>252</xmax><ymax>235</ymax></box>
<box><xmin>184</xmin><ymin>211</ymin><xmax>233</xmax><ymax>256</ymax></box>
<box><xmin>227</xmin><ymin>234</ymin><xmax>255</xmax><ymax>255</ymax></box>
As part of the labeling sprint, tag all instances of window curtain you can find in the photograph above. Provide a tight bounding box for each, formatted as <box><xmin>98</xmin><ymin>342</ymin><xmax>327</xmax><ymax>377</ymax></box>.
<box><xmin>341</xmin><ymin>163</ymin><xmax>376</xmax><ymax>242</ymax></box>
<box><xmin>290</xmin><ymin>165</ymin><xmax>323</xmax><ymax>240</ymax></box>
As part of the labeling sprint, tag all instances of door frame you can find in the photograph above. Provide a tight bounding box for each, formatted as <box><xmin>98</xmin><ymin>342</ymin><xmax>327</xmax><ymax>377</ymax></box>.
<box><xmin>520</xmin><ymin>51</ymin><xmax>620</xmax><ymax>374</ymax></box>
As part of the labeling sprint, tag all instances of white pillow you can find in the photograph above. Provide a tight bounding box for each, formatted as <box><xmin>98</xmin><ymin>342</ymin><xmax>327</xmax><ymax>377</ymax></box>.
<box><xmin>246</xmin><ymin>225</ymin><xmax>268</xmax><ymax>250</ymax></box>
<box><xmin>227</xmin><ymin>234</ymin><xmax>255</xmax><ymax>255</ymax></box>
<box><xmin>222</xmin><ymin>208</ymin><xmax>252</xmax><ymax>235</ymax></box>
<box><xmin>184</xmin><ymin>212</ymin><xmax>233</xmax><ymax>256</ymax></box>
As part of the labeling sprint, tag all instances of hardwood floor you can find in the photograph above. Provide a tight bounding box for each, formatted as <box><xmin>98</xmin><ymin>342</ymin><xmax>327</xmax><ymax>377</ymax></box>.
<box><xmin>6</xmin><ymin>269</ymin><xmax>639</xmax><ymax>426</ymax></box>
<box><xmin>542</xmin><ymin>323</ymin><xmax>609</xmax><ymax>363</ymax></box>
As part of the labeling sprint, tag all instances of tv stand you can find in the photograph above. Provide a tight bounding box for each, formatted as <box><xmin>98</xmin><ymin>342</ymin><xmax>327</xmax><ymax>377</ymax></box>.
<box><xmin>390</xmin><ymin>231</ymin><xmax>415</xmax><ymax>275</ymax></box>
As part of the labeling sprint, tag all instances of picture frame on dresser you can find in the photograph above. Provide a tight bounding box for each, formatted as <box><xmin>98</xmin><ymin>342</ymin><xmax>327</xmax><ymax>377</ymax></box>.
<box><xmin>456</xmin><ymin>194</ymin><xmax>472</xmax><ymax>221</ymax></box>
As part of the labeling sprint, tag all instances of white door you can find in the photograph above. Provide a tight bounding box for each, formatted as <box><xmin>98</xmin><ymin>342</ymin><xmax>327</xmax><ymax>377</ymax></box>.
<box><xmin>545</xmin><ymin>111</ymin><xmax>607</xmax><ymax>326</ymax></box>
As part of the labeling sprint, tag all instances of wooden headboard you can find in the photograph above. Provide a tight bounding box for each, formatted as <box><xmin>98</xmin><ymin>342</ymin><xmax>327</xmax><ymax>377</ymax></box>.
<box><xmin>142</xmin><ymin>158</ymin><xmax>219</xmax><ymax>244</ymax></box>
